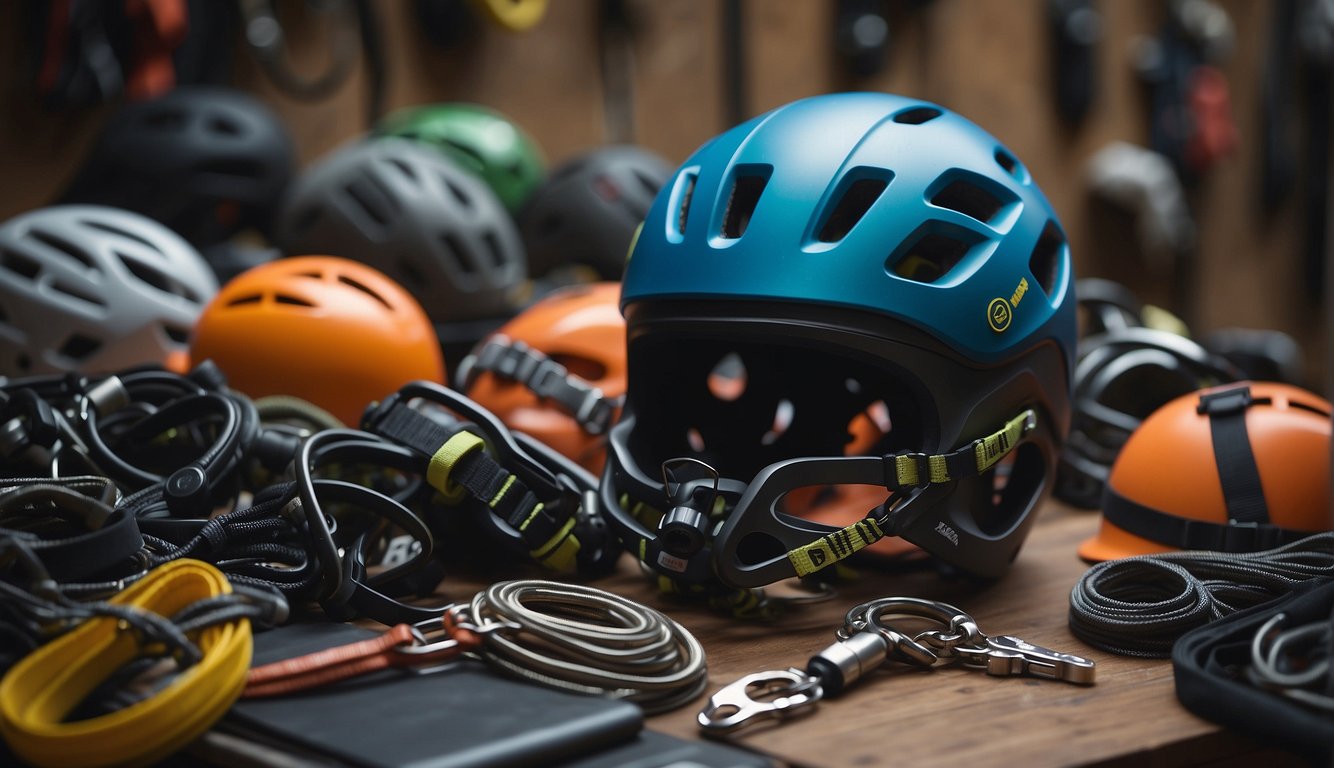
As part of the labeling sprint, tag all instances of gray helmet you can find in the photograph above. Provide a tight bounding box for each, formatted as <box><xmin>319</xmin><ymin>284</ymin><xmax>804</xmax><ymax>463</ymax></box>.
<box><xmin>0</xmin><ymin>205</ymin><xmax>218</xmax><ymax>375</ymax></box>
<box><xmin>276</xmin><ymin>137</ymin><xmax>528</xmax><ymax>322</ymax></box>
<box><xmin>517</xmin><ymin>145</ymin><xmax>672</xmax><ymax>281</ymax></box>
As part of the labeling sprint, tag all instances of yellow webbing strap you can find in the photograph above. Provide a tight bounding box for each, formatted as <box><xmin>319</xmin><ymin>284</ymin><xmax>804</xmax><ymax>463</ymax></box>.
<box><xmin>527</xmin><ymin>515</ymin><xmax>580</xmax><ymax>572</ymax></box>
<box><xmin>788</xmin><ymin>517</ymin><xmax>886</xmax><ymax>577</ymax></box>
<box><xmin>889</xmin><ymin>409</ymin><xmax>1037</xmax><ymax>487</ymax></box>
<box><xmin>469</xmin><ymin>0</ymin><xmax>547</xmax><ymax>31</ymax></box>
<box><xmin>0</xmin><ymin>560</ymin><xmax>251</xmax><ymax>768</ymax></box>
<box><xmin>426</xmin><ymin>431</ymin><xmax>487</xmax><ymax>504</ymax></box>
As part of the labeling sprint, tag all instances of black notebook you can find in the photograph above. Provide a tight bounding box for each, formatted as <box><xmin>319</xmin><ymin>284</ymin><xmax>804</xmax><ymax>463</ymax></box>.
<box><xmin>211</xmin><ymin>622</ymin><xmax>644</xmax><ymax>768</ymax></box>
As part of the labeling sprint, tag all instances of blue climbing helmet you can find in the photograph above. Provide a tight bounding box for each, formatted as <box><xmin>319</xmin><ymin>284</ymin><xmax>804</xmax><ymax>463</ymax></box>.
<box><xmin>602</xmin><ymin>92</ymin><xmax>1077</xmax><ymax>587</ymax></box>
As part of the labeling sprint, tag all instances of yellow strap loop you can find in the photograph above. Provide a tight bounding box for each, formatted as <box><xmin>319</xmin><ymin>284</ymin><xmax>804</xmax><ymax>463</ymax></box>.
<box><xmin>788</xmin><ymin>517</ymin><xmax>886</xmax><ymax>577</ymax></box>
<box><xmin>426</xmin><ymin>431</ymin><xmax>487</xmax><ymax>504</ymax></box>
<box><xmin>528</xmin><ymin>516</ymin><xmax>581</xmax><ymax>572</ymax></box>
<box><xmin>972</xmin><ymin>409</ymin><xmax>1036</xmax><ymax>474</ymax></box>
<box><xmin>891</xmin><ymin>409</ymin><xmax>1037</xmax><ymax>488</ymax></box>
<box><xmin>0</xmin><ymin>560</ymin><xmax>252</xmax><ymax>768</ymax></box>
<box><xmin>468</xmin><ymin>0</ymin><xmax>547</xmax><ymax>31</ymax></box>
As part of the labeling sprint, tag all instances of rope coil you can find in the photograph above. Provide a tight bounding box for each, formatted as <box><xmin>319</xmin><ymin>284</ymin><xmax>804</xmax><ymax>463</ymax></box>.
<box><xmin>468</xmin><ymin>579</ymin><xmax>708</xmax><ymax>714</ymax></box>
<box><xmin>1069</xmin><ymin>532</ymin><xmax>1334</xmax><ymax>657</ymax></box>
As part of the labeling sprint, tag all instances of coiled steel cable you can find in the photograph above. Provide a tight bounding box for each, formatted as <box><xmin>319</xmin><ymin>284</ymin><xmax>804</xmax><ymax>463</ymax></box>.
<box><xmin>468</xmin><ymin>579</ymin><xmax>708</xmax><ymax>714</ymax></box>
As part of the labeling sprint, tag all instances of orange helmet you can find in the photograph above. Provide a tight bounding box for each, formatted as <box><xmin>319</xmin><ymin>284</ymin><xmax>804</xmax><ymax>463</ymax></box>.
<box><xmin>456</xmin><ymin>281</ymin><xmax>625</xmax><ymax>474</ymax></box>
<box><xmin>1079</xmin><ymin>381</ymin><xmax>1333</xmax><ymax>561</ymax></box>
<box><xmin>191</xmin><ymin>256</ymin><xmax>446</xmax><ymax>426</ymax></box>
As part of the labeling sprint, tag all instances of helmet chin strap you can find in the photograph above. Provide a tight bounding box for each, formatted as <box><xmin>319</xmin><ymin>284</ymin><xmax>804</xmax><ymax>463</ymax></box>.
<box><xmin>712</xmin><ymin>407</ymin><xmax>1039</xmax><ymax>587</ymax></box>
<box><xmin>456</xmin><ymin>335</ymin><xmax>620</xmax><ymax>435</ymax></box>
<box><xmin>793</xmin><ymin>408</ymin><xmax>1037</xmax><ymax>578</ymax></box>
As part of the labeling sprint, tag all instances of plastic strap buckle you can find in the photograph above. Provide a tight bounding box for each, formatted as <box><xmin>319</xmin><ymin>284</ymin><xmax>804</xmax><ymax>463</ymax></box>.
<box><xmin>1196</xmin><ymin>386</ymin><xmax>1253</xmax><ymax>416</ymax></box>
<box><xmin>885</xmin><ymin>452</ymin><xmax>932</xmax><ymax>490</ymax></box>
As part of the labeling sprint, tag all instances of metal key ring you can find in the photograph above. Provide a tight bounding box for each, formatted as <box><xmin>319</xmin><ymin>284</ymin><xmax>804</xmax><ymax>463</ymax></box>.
<box><xmin>838</xmin><ymin>596</ymin><xmax>973</xmax><ymax>640</ymax></box>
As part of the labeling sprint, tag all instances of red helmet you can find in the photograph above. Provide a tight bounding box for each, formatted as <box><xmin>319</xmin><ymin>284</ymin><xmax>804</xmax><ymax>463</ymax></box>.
<box><xmin>1079</xmin><ymin>381</ymin><xmax>1333</xmax><ymax>561</ymax></box>
<box><xmin>457</xmin><ymin>282</ymin><xmax>625</xmax><ymax>474</ymax></box>
<box><xmin>191</xmin><ymin>256</ymin><xmax>446</xmax><ymax>426</ymax></box>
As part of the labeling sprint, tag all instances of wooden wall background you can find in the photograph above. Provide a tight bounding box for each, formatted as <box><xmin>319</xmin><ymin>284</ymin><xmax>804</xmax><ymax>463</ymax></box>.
<box><xmin>0</xmin><ymin>0</ymin><xmax>1328</xmax><ymax>388</ymax></box>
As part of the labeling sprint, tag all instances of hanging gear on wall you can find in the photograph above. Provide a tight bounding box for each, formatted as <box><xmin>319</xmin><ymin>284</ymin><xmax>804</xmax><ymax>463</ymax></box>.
<box><xmin>239</xmin><ymin>0</ymin><xmax>387</xmax><ymax>124</ymax></box>
<box><xmin>603</xmin><ymin>92</ymin><xmax>1076</xmax><ymax>603</ymax></box>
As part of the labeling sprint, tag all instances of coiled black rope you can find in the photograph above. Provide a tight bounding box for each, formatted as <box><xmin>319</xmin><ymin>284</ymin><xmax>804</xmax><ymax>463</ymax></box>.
<box><xmin>1069</xmin><ymin>533</ymin><xmax>1334</xmax><ymax>657</ymax></box>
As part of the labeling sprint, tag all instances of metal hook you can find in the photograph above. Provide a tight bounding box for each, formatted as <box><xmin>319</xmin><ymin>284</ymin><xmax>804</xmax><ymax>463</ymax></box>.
<box><xmin>697</xmin><ymin>668</ymin><xmax>823</xmax><ymax>733</ymax></box>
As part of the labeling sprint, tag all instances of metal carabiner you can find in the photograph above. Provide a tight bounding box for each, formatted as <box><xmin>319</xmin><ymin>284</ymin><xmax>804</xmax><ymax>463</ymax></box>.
<box><xmin>956</xmin><ymin>634</ymin><xmax>1098</xmax><ymax>684</ymax></box>
<box><xmin>697</xmin><ymin>668</ymin><xmax>823</xmax><ymax>733</ymax></box>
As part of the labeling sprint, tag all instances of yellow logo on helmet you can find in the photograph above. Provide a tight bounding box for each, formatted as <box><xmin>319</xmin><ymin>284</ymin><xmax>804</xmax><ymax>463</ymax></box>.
<box><xmin>988</xmin><ymin>277</ymin><xmax>1029</xmax><ymax>333</ymax></box>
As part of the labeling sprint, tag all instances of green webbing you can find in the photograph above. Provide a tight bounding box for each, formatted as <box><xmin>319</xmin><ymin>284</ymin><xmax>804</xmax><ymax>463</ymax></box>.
<box><xmin>788</xmin><ymin>517</ymin><xmax>886</xmax><ymax>577</ymax></box>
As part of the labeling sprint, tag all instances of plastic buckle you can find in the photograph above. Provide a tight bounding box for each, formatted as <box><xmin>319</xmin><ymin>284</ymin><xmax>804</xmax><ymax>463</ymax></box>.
<box><xmin>884</xmin><ymin>452</ymin><xmax>931</xmax><ymax>490</ymax></box>
<box><xmin>1220</xmin><ymin>520</ymin><xmax>1260</xmax><ymax>552</ymax></box>
<box><xmin>1196</xmin><ymin>386</ymin><xmax>1253</xmax><ymax>416</ymax></box>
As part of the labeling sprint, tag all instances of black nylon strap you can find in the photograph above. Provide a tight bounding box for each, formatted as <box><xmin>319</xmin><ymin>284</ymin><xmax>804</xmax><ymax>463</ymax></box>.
<box><xmin>1102</xmin><ymin>486</ymin><xmax>1305</xmax><ymax>553</ymax></box>
<box><xmin>0</xmin><ymin>481</ymin><xmax>143</xmax><ymax>582</ymax></box>
<box><xmin>447</xmin><ymin>451</ymin><xmax>556</xmax><ymax>548</ymax></box>
<box><xmin>1197</xmin><ymin>386</ymin><xmax>1270</xmax><ymax>525</ymax></box>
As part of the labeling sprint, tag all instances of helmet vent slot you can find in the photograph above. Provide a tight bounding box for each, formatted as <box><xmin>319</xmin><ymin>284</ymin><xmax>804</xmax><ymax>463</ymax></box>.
<box><xmin>119</xmin><ymin>253</ymin><xmax>202</xmax><ymax>303</ymax></box>
<box><xmin>198</xmin><ymin>159</ymin><xmax>264</xmax><ymax>179</ymax></box>
<box><xmin>208</xmin><ymin>117</ymin><xmax>241</xmax><ymax>136</ymax></box>
<box><xmin>0</xmin><ymin>249</ymin><xmax>42</xmax><ymax>280</ymax></box>
<box><xmin>889</xmin><ymin>232</ymin><xmax>972</xmax><ymax>283</ymax></box>
<box><xmin>388</xmin><ymin>158</ymin><xmax>418</xmax><ymax>182</ymax></box>
<box><xmin>994</xmin><ymin>149</ymin><xmax>1029</xmax><ymax>183</ymax></box>
<box><xmin>273</xmin><ymin>293</ymin><xmax>314</xmax><ymax>307</ymax></box>
<box><xmin>338</xmin><ymin>274</ymin><xmax>392</xmax><ymax>309</ymax></box>
<box><xmin>674</xmin><ymin>171</ymin><xmax>698</xmax><ymax>237</ymax></box>
<box><xmin>1289</xmin><ymin>399</ymin><xmax>1332</xmax><ymax>418</ymax></box>
<box><xmin>142</xmin><ymin>109</ymin><xmax>186</xmax><ymax>130</ymax></box>
<box><xmin>817</xmin><ymin>174</ymin><xmax>891</xmax><ymax>242</ymax></box>
<box><xmin>440</xmin><ymin>234</ymin><xmax>475</xmax><ymax>276</ymax></box>
<box><xmin>1028</xmin><ymin>221</ymin><xmax>1064</xmax><ymax>295</ymax></box>
<box><xmin>29</xmin><ymin>229</ymin><xmax>97</xmax><ymax>271</ymax></box>
<box><xmin>442</xmin><ymin>139</ymin><xmax>486</xmax><ymax>169</ymax></box>
<box><xmin>58</xmin><ymin>334</ymin><xmax>101</xmax><ymax>361</ymax></box>
<box><xmin>930</xmin><ymin>178</ymin><xmax>1004</xmax><ymax>224</ymax></box>
<box><xmin>634</xmin><ymin>170</ymin><xmax>662</xmax><ymax>199</ymax></box>
<box><xmin>51</xmin><ymin>280</ymin><xmax>105</xmax><ymax>308</ymax></box>
<box><xmin>442</xmin><ymin>175</ymin><xmax>473</xmax><ymax>208</ymax></box>
<box><xmin>226</xmin><ymin>293</ymin><xmax>263</xmax><ymax>307</ymax></box>
<box><xmin>343</xmin><ymin>179</ymin><xmax>392</xmax><ymax>228</ymax></box>
<box><xmin>720</xmin><ymin>167</ymin><xmax>769</xmax><ymax>239</ymax></box>
<box><xmin>482</xmin><ymin>232</ymin><xmax>505</xmax><ymax>269</ymax></box>
<box><xmin>162</xmin><ymin>325</ymin><xmax>190</xmax><ymax>344</ymax></box>
<box><xmin>81</xmin><ymin>220</ymin><xmax>157</xmax><ymax>253</ymax></box>
<box><xmin>892</xmin><ymin>106</ymin><xmax>942</xmax><ymax>125</ymax></box>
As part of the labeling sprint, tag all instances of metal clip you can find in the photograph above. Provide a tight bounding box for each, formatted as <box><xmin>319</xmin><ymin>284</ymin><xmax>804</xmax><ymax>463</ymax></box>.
<box><xmin>697</xmin><ymin>668</ymin><xmax>823</xmax><ymax>733</ymax></box>
<box><xmin>969</xmin><ymin>635</ymin><xmax>1097</xmax><ymax>684</ymax></box>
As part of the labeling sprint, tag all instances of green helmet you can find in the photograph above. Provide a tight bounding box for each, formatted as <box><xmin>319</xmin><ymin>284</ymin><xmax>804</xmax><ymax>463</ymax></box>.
<box><xmin>376</xmin><ymin>103</ymin><xmax>545</xmax><ymax>213</ymax></box>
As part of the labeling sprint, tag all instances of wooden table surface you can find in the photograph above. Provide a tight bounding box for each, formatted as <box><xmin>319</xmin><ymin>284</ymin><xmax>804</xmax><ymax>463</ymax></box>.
<box><xmin>595</xmin><ymin>502</ymin><xmax>1297</xmax><ymax>768</ymax></box>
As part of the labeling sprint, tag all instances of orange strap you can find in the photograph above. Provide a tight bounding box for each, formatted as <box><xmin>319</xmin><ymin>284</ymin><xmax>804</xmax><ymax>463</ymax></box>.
<box><xmin>244</xmin><ymin>620</ymin><xmax>482</xmax><ymax>698</ymax></box>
